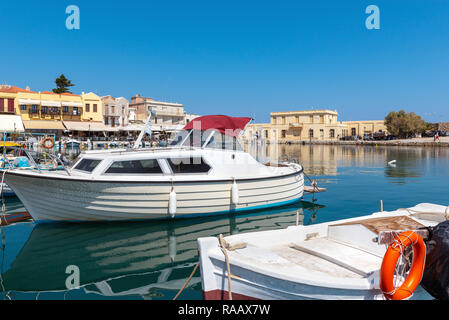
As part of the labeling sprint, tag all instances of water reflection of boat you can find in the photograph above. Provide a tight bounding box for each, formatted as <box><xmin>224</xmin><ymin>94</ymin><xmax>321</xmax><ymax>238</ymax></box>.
<box><xmin>0</xmin><ymin>201</ymin><xmax>323</xmax><ymax>299</ymax></box>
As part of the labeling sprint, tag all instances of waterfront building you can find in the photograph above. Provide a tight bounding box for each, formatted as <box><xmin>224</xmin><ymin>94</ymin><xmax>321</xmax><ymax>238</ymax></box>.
<box><xmin>129</xmin><ymin>94</ymin><xmax>186</xmax><ymax>133</ymax></box>
<box><xmin>0</xmin><ymin>86</ymin><xmax>28</xmax><ymax>133</ymax></box>
<box><xmin>185</xmin><ymin>113</ymin><xmax>200</xmax><ymax>124</ymax></box>
<box><xmin>0</xmin><ymin>84</ymin><xmax>106</xmax><ymax>138</ymax></box>
<box><xmin>341</xmin><ymin>120</ymin><xmax>387</xmax><ymax>137</ymax></box>
<box><xmin>101</xmin><ymin>95</ymin><xmax>129</xmax><ymax>128</ymax></box>
<box><xmin>243</xmin><ymin>109</ymin><xmax>387</xmax><ymax>142</ymax></box>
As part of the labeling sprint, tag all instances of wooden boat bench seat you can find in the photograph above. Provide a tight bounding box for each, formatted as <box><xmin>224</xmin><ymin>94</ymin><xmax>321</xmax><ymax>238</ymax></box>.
<box><xmin>289</xmin><ymin>238</ymin><xmax>382</xmax><ymax>277</ymax></box>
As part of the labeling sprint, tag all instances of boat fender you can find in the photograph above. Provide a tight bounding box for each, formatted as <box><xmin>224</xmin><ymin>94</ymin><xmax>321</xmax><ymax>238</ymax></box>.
<box><xmin>380</xmin><ymin>231</ymin><xmax>426</xmax><ymax>300</ymax></box>
<box><xmin>231</xmin><ymin>179</ymin><xmax>239</xmax><ymax>205</ymax></box>
<box><xmin>169</xmin><ymin>188</ymin><xmax>177</xmax><ymax>218</ymax></box>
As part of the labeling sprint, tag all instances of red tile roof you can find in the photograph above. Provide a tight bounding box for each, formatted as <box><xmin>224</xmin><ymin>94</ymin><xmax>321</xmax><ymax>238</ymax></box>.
<box><xmin>0</xmin><ymin>85</ymin><xmax>36</xmax><ymax>93</ymax></box>
<box><xmin>41</xmin><ymin>90</ymin><xmax>79</xmax><ymax>96</ymax></box>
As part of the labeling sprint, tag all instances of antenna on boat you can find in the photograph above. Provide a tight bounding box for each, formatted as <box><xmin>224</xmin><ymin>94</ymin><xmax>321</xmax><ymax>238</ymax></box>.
<box><xmin>133</xmin><ymin>110</ymin><xmax>155</xmax><ymax>149</ymax></box>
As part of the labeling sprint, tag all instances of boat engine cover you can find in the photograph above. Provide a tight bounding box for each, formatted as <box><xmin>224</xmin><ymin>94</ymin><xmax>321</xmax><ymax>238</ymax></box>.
<box><xmin>421</xmin><ymin>220</ymin><xmax>449</xmax><ymax>300</ymax></box>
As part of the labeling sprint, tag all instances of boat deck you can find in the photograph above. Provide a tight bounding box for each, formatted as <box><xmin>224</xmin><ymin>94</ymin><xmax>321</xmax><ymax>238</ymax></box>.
<box><xmin>222</xmin><ymin>212</ymin><xmax>436</xmax><ymax>285</ymax></box>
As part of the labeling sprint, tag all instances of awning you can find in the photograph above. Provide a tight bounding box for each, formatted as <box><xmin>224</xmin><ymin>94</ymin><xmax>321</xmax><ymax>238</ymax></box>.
<box><xmin>22</xmin><ymin>120</ymin><xmax>65</xmax><ymax>130</ymax></box>
<box><xmin>164</xmin><ymin>125</ymin><xmax>184</xmax><ymax>132</ymax></box>
<box><xmin>41</xmin><ymin>100</ymin><xmax>62</xmax><ymax>107</ymax></box>
<box><xmin>18</xmin><ymin>99</ymin><xmax>41</xmax><ymax>105</ymax></box>
<box><xmin>0</xmin><ymin>115</ymin><xmax>25</xmax><ymax>132</ymax></box>
<box><xmin>61</xmin><ymin>101</ymin><xmax>83</xmax><ymax>107</ymax></box>
<box><xmin>120</xmin><ymin>124</ymin><xmax>145</xmax><ymax>131</ymax></box>
<box><xmin>63</xmin><ymin>121</ymin><xmax>114</xmax><ymax>132</ymax></box>
<box><xmin>183</xmin><ymin>115</ymin><xmax>252</xmax><ymax>137</ymax></box>
<box><xmin>103</xmin><ymin>126</ymin><xmax>119</xmax><ymax>132</ymax></box>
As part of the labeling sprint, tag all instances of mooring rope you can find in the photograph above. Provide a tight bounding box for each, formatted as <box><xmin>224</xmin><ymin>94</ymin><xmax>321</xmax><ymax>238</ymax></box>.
<box><xmin>0</xmin><ymin>169</ymin><xmax>9</xmax><ymax>226</ymax></box>
<box><xmin>173</xmin><ymin>260</ymin><xmax>200</xmax><ymax>300</ymax></box>
<box><xmin>219</xmin><ymin>234</ymin><xmax>233</xmax><ymax>300</ymax></box>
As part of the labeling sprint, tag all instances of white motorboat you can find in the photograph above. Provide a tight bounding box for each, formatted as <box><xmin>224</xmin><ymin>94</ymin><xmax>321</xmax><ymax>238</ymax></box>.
<box><xmin>197</xmin><ymin>203</ymin><xmax>449</xmax><ymax>300</ymax></box>
<box><xmin>4</xmin><ymin>115</ymin><xmax>304</xmax><ymax>222</ymax></box>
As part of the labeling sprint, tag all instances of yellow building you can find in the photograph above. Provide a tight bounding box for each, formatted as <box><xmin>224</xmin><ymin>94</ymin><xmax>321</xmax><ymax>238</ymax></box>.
<box><xmin>243</xmin><ymin>109</ymin><xmax>387</xmax><ymax>142</ymax></box>
<box><xmin>0</xmin><ymin>85</ymin><xmax>105</xmax><ymax>135</ymax></box>
<box><xmin>341</xmin><ymin>120</ymin><xmax>386</xmax><ymax>137</ymax></box>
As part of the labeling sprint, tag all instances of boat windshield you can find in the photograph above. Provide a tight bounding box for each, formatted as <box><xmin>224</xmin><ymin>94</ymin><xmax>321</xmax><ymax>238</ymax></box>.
<box><xmin>170</xmin><ymin>130</ymin><xmax>243</xmax><ymax>151</ymax></box>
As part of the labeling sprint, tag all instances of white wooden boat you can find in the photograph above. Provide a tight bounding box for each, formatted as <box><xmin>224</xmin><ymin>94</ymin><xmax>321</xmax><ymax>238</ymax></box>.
<box><xmin>4</xmin><ymin>115</ymin><xmax>304</xmax><ymax>222</ymax></box>
<box><xmin>197</xmin><ymin>203</ymin><xmax>449</xmax><ymax>300</ymax></box>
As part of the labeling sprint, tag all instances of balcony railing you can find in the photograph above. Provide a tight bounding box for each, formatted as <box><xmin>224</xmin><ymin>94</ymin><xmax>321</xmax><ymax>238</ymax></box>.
<box><xmin>63</xmin><ymin>110</ymin><xmax>83</xmax><ymax>116</ymax></box>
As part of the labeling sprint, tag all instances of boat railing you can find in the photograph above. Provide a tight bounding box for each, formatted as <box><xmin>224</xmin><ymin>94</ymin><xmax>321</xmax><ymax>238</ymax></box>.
<box><xmin>1</xmin><ymin>146</ymin><xmax>71</xmax><ymax>176</ymax></box>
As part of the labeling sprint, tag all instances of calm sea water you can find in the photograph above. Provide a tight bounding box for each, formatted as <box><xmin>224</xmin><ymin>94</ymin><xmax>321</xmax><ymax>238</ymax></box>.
<box><xmin>1</xmin><ymin>144</ymin><xmax>448</xmax><ymax>300</ymax></box>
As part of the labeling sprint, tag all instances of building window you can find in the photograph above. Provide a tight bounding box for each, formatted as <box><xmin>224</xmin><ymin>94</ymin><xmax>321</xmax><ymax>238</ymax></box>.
<box><xmin>93</xmin><ymin>104</ymin><xmax>98</xmax><ymax>112</ymax></box>
<box><xmin>73</xmin><ymin>107</ymin><xmax>79</xmax><ymax>115</ymax></box>
<box><xmin>309</xmin><ymin>129</ymin><xmax>314</xmax><ymax>138</ymax></box>
<box><xmin>41</xmin><ymin>106</ymin><xmax>48</xmax><ymax>114</ymax></box>
<box><xmin>281</xmin><ymin>130</ymin><xmax>286</xmax><ymax>138</ymax></box>
<box><xmin>168</xmin><ymin>157</ymin><xmax>211</xmax><ymax>174</ymax></box>
<box><xmin>351</xmin><ymin>128</ymin><xmax>356</xmax><ymax>136</ymax></box>
<box><xmin>63</xmin><ymin>106</ymin><xmax>69</xmax><ymax>113</ymax></box>
<box><xmin>0</xmin><ymin>99</ymin><xmax>3</xmax><ymax>112</ymax></box>
<box><xmin>85</xmin><ymin>104</ymin><xmax>90</xmax><ymax>112</ymax></box>
<box><xmin>105</xmin><ymin>159</ymin><xmax>163</xmax><ymax>174</ymax></box>
<box><xmin>20</xmin><ymin>105</ymin><xmax>27</xmax><ymax>111</ymax></box>
<box><xmin>330</xmin><ymin>129</ymin><xmax>335</xmax><ymax>138</ymax></box>
<box><xmin>31</xmin><ymin>105</ymin><xmax>38</xmax><ymax>114</ymax></box>
<box><xmin>7</xmin><ymin>99</ymin><xmax>14</xmax><ymax>113</ymax></box>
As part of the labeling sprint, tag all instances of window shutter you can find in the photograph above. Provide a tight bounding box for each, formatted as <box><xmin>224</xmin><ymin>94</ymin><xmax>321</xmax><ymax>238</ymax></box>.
<box><xmin>7</xmin><ymin>99</ymin><xmax>14</xmax><ymax>113</ymax></box>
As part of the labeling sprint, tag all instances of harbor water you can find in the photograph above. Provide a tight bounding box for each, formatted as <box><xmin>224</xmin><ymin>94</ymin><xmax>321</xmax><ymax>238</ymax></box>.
<box><xmin>1</xmin><ymin>144</ymin><xmax>449</xmax><ymax>300</ymax></box>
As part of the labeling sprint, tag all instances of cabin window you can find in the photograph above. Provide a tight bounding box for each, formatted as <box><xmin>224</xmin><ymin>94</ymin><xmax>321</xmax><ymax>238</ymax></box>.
<box><xmin>204</xmin><ymin>131</ymin><xmax>244</xmax><ymax>151</ymax></box>
<box><xmin>73</xmin><ymin>159</ymin><xmax>102</xmax><ymax>173</ymax></box>
<box><xmin>105</xmin><ymin>159</ymin><xmax>163</xmax><ymax>174</ymax></box>
<box><xmin>168</xmin><ymin>157</ymin><xmax>211</xmax><ymax>174</ymax></box>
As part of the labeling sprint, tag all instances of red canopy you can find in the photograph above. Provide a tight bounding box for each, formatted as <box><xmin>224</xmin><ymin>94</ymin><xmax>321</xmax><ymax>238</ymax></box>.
<box><xmin>183</xmin><ymin>115</ymin><xmax>252</xmax><ymax>137</ymax></box>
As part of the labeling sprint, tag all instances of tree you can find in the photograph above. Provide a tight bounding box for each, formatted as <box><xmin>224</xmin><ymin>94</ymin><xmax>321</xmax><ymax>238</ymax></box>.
<box><xmin>52</xmin><ymin>74</ymin><xmax>75</xmax><ymax>94</ymax></box>
<box><xmin>384</xmin><ymin>110</ymin><xmax>427</xmax><ymax>138</ymax></box>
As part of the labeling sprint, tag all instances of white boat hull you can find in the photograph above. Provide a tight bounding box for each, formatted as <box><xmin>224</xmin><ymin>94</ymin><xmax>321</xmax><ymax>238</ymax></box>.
<box><xmin>198</xmin><ymin>203</ymin><xmax>446</xmax><ymax>300</ymax></box>
<box><xmin>5</xmin><ymin>170</ymin><xmax>304</xmax><ymax>222</ymax></box>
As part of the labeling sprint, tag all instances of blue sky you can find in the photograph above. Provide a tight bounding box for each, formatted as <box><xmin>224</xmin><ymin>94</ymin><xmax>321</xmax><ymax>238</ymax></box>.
<box><xmin>1</xmin><ymin>0</ymin><xmax>448</xmax><ymax>123</ymax></box>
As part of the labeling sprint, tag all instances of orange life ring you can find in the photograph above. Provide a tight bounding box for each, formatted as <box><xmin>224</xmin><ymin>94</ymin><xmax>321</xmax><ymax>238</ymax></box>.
<box><xmin>41</xmin><ymin>137</ymin><xmax>55</xmax><ymax>149</ymax></box>
<box><xmin>380</xmin><ymin>231</ymin><xmax>426</xmax><ymax>300</ymax></box>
